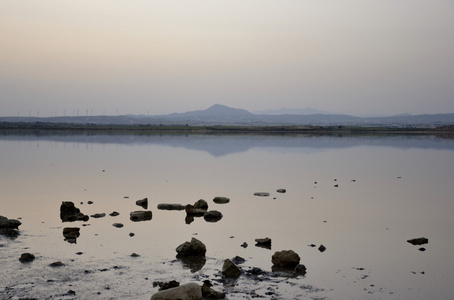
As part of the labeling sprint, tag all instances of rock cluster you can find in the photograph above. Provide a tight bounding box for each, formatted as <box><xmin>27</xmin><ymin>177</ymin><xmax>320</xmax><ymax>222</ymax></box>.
<box><xmin>0</xmin><ymin>215</ymin><xmax>21</xmax><ymax>237</ymax></box>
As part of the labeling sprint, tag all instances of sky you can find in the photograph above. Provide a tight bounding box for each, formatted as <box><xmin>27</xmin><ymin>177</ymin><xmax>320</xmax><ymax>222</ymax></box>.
<box><xmin>1</xmin><ymin>0</ymin><xmax>454</xmax><ymax>117</ymax></box>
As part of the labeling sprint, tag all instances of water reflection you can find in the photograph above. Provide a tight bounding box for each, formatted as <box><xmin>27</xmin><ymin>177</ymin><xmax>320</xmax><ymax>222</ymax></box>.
<box><xmin>1</xmin><ymin>131</ymin><xmax>454</xmax><ymax>157</ymax></box>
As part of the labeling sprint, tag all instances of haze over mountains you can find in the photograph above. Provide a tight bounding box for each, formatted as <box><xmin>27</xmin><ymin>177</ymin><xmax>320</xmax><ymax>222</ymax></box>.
<box><xmin>1</xmin><ymin>104</ymin><xmax>453</xmax><ymax>127</ymax></box>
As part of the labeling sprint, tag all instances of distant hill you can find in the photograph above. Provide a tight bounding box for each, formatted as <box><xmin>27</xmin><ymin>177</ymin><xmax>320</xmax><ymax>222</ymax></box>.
<box><xmin>1</xmin><ymin>104</ymin><xmax>453</xmax><ymax>127</ymax></box>
<box><xmin>253</xmin><ymin>107</ymin><xmax>330</xmax><ymax>115</ymax></box>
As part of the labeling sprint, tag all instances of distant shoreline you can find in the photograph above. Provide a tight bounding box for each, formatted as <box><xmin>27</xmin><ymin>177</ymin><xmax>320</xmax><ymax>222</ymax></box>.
<box><xmin>0</xmin><ymin>122</ymin><xmax>453</xmax><ymax>135</ymax></box>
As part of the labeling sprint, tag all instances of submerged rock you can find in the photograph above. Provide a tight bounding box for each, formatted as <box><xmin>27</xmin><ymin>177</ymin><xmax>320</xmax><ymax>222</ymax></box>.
<box><xmin>150</xmin><ymin>282</ymin><xmax>202</xmax><ymax>300</ymax></box>
<box><xmin>90</xmin><ymin>213</ymin><xmax>106</xmax><ymax>218</ymax></box>
<box><xmin>213</xmin><ymin>197</ymin><xmax>230</xmax><ymax>204</ymax></box>
<box><xmin>136</xmin><ymin>198</ymin><xmax>148</xmax><ymax>209</ymax></box>
<box><xmin>130</xmin><ymin>211</ymin><xmax>152</xmax><ymax>222</ymax></box>
<box><xmin>271</xmin><ymin>250</ymin><xmax>300</xmax><ymax>268</ymax></box>
<box><xmin>222</xmin><ymin>259</ymin><xmax>241</xmax><ymax>278</ymax></box>
<box><xmin>254</xmin><ymin>192</ymin><xmax>270</xmax><ymax>197</ymax></box>
<box><xmin>407</xmin><ymin>237</ymin><xmax>429</xmax><ymax>246</ymax></box>
<box><xmin>176</xmin><ymin>238</ymin><xmax>206</xmax><ymax>257</ymax></box>
<box><xmin>157</xmin><ymin>203</ymin><xmax>186</xmax><ymax>211</ymax></box>
<box><xmin>49</xmin><ymin>261</ymin><xmax>65</xmax><ymax>267</ymax></box>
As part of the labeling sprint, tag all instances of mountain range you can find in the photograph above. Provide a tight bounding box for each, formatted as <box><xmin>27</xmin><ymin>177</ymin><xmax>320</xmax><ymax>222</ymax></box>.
<box><xmin>1</xmin><ymin>104</ymin><xmax>453</xmax><ymax>127</ymax></box>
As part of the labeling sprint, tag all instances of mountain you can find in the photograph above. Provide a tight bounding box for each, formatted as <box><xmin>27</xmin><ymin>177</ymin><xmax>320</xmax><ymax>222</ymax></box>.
<box><xmin>1</xmin><ymin>105</ymin><xmax>453</xmax><ymax>127</ymax></box>
<box><xmin>253</xmin><ymin>107</ymin><xmax>330</xmax><ymax>115</ymax></box>
<box><xmin>167</xmin><ymin>104</ymin><xmax>252</xmax><ymax>117</ymax></box>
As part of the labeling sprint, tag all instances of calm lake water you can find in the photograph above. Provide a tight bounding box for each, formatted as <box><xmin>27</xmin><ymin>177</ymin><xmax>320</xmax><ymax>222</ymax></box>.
<box><xmin>1</xmin><ymin>132</ymin><xmax>454</xmax><ymax>299</ymax></box>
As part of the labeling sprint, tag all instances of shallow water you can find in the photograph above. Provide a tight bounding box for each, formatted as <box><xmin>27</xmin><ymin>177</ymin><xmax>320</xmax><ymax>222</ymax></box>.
<box><xmin>1</xmin><ymin>132</ymin><xmax>454</xmax><ymax>299</ymax></box>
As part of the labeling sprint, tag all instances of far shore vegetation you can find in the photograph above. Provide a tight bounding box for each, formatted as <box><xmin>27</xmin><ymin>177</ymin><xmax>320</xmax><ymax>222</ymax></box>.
<box><xmin>0</xmin><ymin>121</ymin><xmax>453</xmax><ymax>136</ymax></box>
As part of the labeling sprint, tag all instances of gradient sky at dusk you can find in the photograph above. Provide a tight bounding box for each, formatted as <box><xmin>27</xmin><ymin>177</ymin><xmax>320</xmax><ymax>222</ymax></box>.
<box><xmin>1</xmin><ymin>0</ymin><xmax>453</xmax><ymax>117</ymax></box>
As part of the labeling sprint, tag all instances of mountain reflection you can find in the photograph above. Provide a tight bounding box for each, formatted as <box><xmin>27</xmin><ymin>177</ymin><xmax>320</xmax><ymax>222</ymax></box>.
<box><xmin>0</xmin><ymin>131</ymin><xmax>453</xmax><ymax>157</ymax></box>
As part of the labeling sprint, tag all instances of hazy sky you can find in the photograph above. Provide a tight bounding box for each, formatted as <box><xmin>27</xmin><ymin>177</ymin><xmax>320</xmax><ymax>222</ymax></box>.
<box><xmin>1</xmin><ymin>0</ymin><xmax>453</xmax><ymax>117</ymax></box>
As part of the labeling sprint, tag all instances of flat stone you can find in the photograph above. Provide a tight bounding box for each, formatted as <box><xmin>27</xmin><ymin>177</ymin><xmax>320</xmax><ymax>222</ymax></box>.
<box><xmin>150</xmin><ymin>282</ymin><xmax>202</xmax><ymax>300</ymax></box>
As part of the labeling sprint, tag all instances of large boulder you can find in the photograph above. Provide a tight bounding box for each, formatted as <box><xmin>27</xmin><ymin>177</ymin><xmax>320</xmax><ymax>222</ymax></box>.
<box><xmin>130</xmin><ymin>211</ymin><xmax>152</xmax><ymax>222</ymax></box>
<box><xmin>271</xmin><ymin>250</ymin><xmax>300</xmax><ymax>268</ymax></box>
<box><xmin>150</xmin><ymin>282</ymin><xmax>202</xmax><ymax>300</ymax></box>
<box><xmin>176</xmin><ymin>238</ymin><xmax>206</xmax><ymax>257</ymax></box>
<box><xmin>222</xmin><ymin>259</ymin><xmax>241</xmax><ymax>278</ymax></box>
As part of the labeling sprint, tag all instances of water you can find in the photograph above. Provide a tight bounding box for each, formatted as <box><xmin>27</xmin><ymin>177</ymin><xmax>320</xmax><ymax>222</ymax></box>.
<box><xmin>1</xmin><ymin>132</ymin><xmax>453</xmax><ymax>299</ymax></box>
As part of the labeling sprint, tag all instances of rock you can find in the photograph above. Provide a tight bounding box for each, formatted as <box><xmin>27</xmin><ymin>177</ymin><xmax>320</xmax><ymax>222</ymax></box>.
<box><xmin>407</xmin><ymin>237</ymin><xmax>428</xmax><ymax>245</ymax></box>
<box><xmin>255</xmin><ymin>237</ymin><xmax>272</xmax><ymax>249</ymax></box>
<box><xmin>254</xmin><ymin>192</ymin><xmax>270</xmax><ymax>197</ymax></box>
<box><xmin>203</xmin><ymin>210</ymin><xmax>223</xmax><ymax>222</ymax></box>
<box><xmin>90</xmin><ymin>213</ymin><xmax>106</xmax><ymax>218</ymax></box>
<box><xmin>157</xmin><ymin>203</ymin><xmax>186</xmax><ymax>211</ymax></box>
<box><xmin>131</xmin><ymin>253</ymin><xmax>140</xmax><ymax>257</ymax></box>
<box><xmin>0</xmin><ymin>216</ymin><xmax>22</xmax><ymax>229</ymax></box>
<box><xmin>63</xmin><ymin>227</ymin><xmax>80</xmax><ymax>243</ymax></box>
<box><xmin>231</xmin><ymin>256</ymin><xmax>246</xmax><ymax>265</ymax></box>
<box><xmin>176</xmin><ymin>238</ymin><xmax>206</xmax><ymax>257</ymax></box>
<box><xmin>271</xmin><ymin>250</ymin><xmax>300</xmax><ymax>268</ymax></box>
<box><xmin>248</xmin><ymin>267</ymin><xmax>263</xmax><ymax>275</ymax></box>
<box><xmin>255</xmin><ymin>237</ymin><xmax>272</xmax><ymax>245</ymax></box>
<box><xmin>222</xmin><ymin>259</ymin><xmax>241</xmax><ymax>278</ymax></box>
<box><xmin>241</xmin><ymin>242</ymin><xmax>248</xmax><ymax>248</ymax></box>
<box><xmin>318</xmin><ymin>245</ymin><xmax>326</xmax><ymax>252</ymax></box>
<box><xmin>276</xmin><ymin>189</ymin><xmax>286</xmax><ymax>193</ymax></box>
<box><xmin>60</xmin><ymin>202</ymin><xmax>89</xmax><ymax>222</ymax></box>
<box><xmin>130</xmin><ymin>211</ymin><xmax>152</xmax><ymax>222</ymax></box>
<box><xmin>19</xmin><ymin>253</ymin><xmax>35</xmax><ymax>263</ymax></box>
<box><xmin>213</xmin><ymin>197</ymin><xmax>230</xmax><ymax>204</ymax></box>
<box><xmin>49</xmin><ymin>261</ymin><xmax>65</xmax><ymax>267</ymax></box>
<box><xmin>113</xmin><ymin>223</ymin><xmax>124</xmax><ymax>228</ymax></box>
<box><xmin>129</xmin><ymin>232</ymin><xmax>135</xmax><ymax>237</ymax></box>
<box><xmin>150</xmin><ymin>282</ymin><xmax>202</xmax><ymax>300</ymax></box>
<box><xmin>87</xmin><ymin>201</ymin><xmax>93</xmax><ymax>205</ymax></box>
<box><xmin>185</xmin><ymin>205</ymin><xmax>206</xmax><ymax>216</ymax></box>
<box><xmin>294</xmin><ymin>264</ymin><xmax>307</xmax><ymax>275</ymax></box>
<box><xmin>109</xmin><ymin>211</ymin><xmax>120</xmax><ymax>217</ymax></box>
<box><xmin>194</xmin><ymin>199</ymin><xmax>208</xmax><ymax>210</ymax></box>
<box><xmin>0</xmin><ymin>216</ymin><xmax>22</xmax><ymax>237</ymax></box>
<box><xmin>419</xmin><ymin>247</ymin><xmax>426</xmax><ymax>251</ymax></box>
<box><xmin>136</xmin><ymin>198</ymin><xmax>148</xmax><ymax>209</ymax></box>
<box><xmin>308</xmin><ymin>244</ymin><xmax>316</xmax><ymax>247</ymax></box>
<box><xmin>158</xmin><ymin>280</ymin><xmax>180</xmax><ymax>291</ymax></box>
<box><xmin>202</xmin><ymin>280</ymin><xmax>225</xmax><ymax>299</ymax></box>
